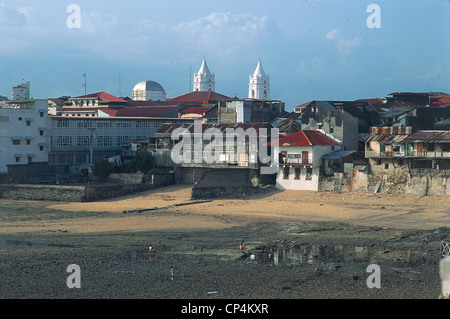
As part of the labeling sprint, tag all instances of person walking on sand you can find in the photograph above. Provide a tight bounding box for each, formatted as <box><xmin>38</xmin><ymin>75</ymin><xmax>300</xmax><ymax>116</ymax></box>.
<box><xmin>242</xmin><ymin>192</ymin><xmax>246</xmax><ymax>202</ymax></box>
<box><xmin>240</xmin><ymin>240</ymin><xmax>246</xmax><ymax>252</ymax></box>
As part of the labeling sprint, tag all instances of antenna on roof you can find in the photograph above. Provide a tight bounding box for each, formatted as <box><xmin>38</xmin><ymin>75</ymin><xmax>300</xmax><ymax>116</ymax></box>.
<box><xmin>82</xmin><ymin>73</ymin><xmax>87</xmax><ymax>95</ymax></box>
<box><xmin>118</xmin><ymin>72</ymin><xmax>122</xmax><ymax>97</ymax></box>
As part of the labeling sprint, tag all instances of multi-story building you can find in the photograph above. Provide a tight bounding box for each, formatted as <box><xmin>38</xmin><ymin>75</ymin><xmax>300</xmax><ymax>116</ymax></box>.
<box><xmin>48</xmin><ymin>115</ymin><xmax>193</xmax><ymax>175</ymax></box>
<box><xmin>217</xmin><ymin>99</ymin><xmax>285</xmax><ymax>124</ymax></box>
<box><xmin>12</xmin><ymin>82</ymin><xmax>30</xmax><ymax>101</ymax></box>
<box><xmin>267</xmin><ymin>130</ymin><xmax>341</xmax><ymax>190</ymax></box>
<box><xmin>0</xmin><ymin>99</ymin><xmax>49</xmax><ymax>181</ymax></box>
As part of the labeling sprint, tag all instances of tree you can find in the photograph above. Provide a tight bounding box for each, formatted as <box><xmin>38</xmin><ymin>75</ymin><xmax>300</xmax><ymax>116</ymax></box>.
<box><xmin>132</xmin><ymin>150</ymin><xmax>153</xmax><ymax>174</ymax></box>
<box><xmin>92</xmin><ymin>159</ymin><xmax>112</xmax><ymax>180</ymax></box>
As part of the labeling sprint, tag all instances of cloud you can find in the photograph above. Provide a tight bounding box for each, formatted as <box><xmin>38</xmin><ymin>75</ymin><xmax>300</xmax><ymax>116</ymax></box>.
<box><xmin>325</xmin><ymin>28</ymin><xmax>361</xmax><ymax>55</ymax></box>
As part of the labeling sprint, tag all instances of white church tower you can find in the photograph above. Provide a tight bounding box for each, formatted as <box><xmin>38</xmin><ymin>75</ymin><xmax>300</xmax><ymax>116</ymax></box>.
<box><xmin>248</xmin><ymin>60</ymin><xmax>270</xmax><ymax>99</ymax></box>
<box><xmin>193</xmin><ymin>58</ymin><xmax>215</xmax><ymax>91</ymax></box>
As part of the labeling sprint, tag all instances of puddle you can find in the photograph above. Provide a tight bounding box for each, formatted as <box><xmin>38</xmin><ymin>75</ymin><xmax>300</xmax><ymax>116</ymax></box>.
<box><xmin>245</xmin><ymin>244</ymin><xmax>431</xmax><ymax>266</ymax></box>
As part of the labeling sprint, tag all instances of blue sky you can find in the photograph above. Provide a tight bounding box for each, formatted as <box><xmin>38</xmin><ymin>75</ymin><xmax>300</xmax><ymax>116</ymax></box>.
<box><xmin>0</xmin><ymin>0</ymin><xmax>449</xmax><ymax>110</ymax></box>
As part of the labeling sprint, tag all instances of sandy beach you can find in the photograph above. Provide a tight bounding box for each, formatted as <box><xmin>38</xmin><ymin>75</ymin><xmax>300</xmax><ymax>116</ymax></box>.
<box><xmin>1</xmin><ymin>185</ymin><xmax>450</xmax><ymax>300</ymax></box>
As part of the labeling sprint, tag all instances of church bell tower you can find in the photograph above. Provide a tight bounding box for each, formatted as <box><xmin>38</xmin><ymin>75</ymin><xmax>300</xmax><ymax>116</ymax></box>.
<box><xmin>248</xmin><ymin>59</ymin><xmax>270</xmax><ymax>99</ymax></box>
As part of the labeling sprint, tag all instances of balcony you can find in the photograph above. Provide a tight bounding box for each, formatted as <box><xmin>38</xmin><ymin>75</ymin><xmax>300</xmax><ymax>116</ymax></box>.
<box><xmin>152</xmin><ymin>150</ymin><xmax>259</xmax><ymax>169</ymax></box>
<box><xmin>280</xmin><ymin>155</ymin><xmax>313</xmax><ymax>165</ymax></box>
<box><xmin>365</xmin><ymin>150</ymin><xmax>405</xmax><ymax>158</ymax></box>
<box><xmin>406</xmin><ymin>151</ymin><xmax>450</xmax><ymax>159</ymax></box>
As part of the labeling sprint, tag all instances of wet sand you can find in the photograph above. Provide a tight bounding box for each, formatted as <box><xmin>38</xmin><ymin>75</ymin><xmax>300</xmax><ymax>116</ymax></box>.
<box><xmin>1</xmin><ymin>185</ymin><xmax>449</xmax><ymax>300</ymax></box>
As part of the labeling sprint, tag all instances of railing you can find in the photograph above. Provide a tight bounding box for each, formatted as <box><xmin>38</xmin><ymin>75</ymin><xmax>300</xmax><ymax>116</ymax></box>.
<box><xmin>406</xmin><ymin>151</ymin><xmax>450</xmax><ymax>158</ymax></box>
<box><xmin>280</xmin><ymin>155</ymin><xmax>313</xmax><ymax>165</ymax></box>
<box><xmin>365</xmin><ymin>150</ymin><xmax>406</xmax><ymax>158</ymax></box>
<box><xmin>366</xmin><ymin>149</ymin><xmax>450</xmax><ymax>159</ymax></box>
<box><xmin>152</xmin><ymin>150</ymin><xmax>259</xmax><ymax>168</ymax></box>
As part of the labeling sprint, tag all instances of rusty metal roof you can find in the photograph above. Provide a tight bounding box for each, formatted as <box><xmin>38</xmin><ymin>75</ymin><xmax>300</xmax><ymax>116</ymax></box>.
<box><xmin>403</xmin><ymin>130</ymin><xmax>450</xmax><ymax>143</ymax></box>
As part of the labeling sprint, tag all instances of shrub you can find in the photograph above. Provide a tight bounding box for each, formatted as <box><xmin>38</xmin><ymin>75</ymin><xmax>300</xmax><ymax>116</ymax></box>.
<box><xmin>92</xmin><ymin>159</ymin><xmax>112</xmax><ymax>180</ymax></box>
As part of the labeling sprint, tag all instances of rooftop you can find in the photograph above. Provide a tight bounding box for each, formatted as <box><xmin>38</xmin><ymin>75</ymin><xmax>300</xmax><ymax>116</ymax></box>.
<box><xmin>267</xmin><ymin>130</ymin><xmax>340</xmax><ymax>146</ymax></box>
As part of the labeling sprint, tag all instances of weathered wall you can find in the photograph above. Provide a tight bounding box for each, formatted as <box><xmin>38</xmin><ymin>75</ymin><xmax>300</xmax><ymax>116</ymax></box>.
<box><xmin>176</xmin><ymin>167</ymin><xmax>254</xmax><ymax>187</ymax></box>
<box><xmin>0</xmin><ymin>183</ymin><xmax>154</xmax><ymax>202</ymax></box>
<box><xmin>366</xmin><ymin>158</ymin><xmax>450</xmax><ymax>195</ymax></box>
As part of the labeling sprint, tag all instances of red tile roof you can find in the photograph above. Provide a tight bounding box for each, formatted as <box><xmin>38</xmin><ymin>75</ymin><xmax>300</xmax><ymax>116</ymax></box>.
<box><xmin>72</xmin><ymin>92</ymin><xmax>127</xmax><ymax>103</ymax></box>
<box><xmin>267</xmin><ymin>130</ymin><xmax>340</xmax><ymax>146</ymax></box>
<box><xmin>168</xmin><ymin>91</ymin><xmax>232</xmax><ymax>104</ymax></box>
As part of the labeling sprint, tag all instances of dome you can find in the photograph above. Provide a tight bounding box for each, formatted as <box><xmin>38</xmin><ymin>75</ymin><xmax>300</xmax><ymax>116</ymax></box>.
<box><xmin>132</xmin><ymin>80</ymin><xmax>167</xmax><ymax>101</ymax></box>
<box><xmin>133</xmin><ymin>80</ymin><xmax>165</xmax><ymax>92</ymax></box>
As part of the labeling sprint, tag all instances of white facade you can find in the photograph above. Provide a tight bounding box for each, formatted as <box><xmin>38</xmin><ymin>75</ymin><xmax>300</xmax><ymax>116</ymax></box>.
<box><xmin>248</xmin><ymin>60</ymin><xmax>270</xmax><ymax>99</ymax></box>
<box><xmin>12</xmin><ymin>82</ymin><xmax>30</xmax><ymax>101</ymax></box>
<box><xmin>0</xmin><ymin>99</ymin><xmax>49</xmax><ymax>174</ymax></box>
<box><xmin>132</xmin><ymin>80</ymin><xmax>167</xmax><ymax>101</ymax></box>
<box><xmin>193</xmin><ymin>59</ymin><xmax>215</xmax><ymax>91</ymax></box>
<box><xmin>273</xmin><ymin>144</ymin><xmax>336</xmax><ymax>191</ymax></box>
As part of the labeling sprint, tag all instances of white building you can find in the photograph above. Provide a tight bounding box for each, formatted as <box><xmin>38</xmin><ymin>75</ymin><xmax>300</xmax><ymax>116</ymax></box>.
<box><xmin>0</xmin><ymin>99</ymin><xmax>49</xmax><ymax>177</ymax></box>
<box><xmin>12</xmin><ymin>82</ymin><xmax>30</xmax><ymax>101</ymax></box>
<box><xmin>193</xmin><ymin>59</ymin><xmax>215</xmax><ymax>92</ymax></box>
<box><xmin>268</xmin><ymin>130</ymin><xmax>341</xmax><ymax>191</ymax></box>
<box><xmin>248</xmin><ymin>60</ymin><xmax>270</xmax><ymax>100</ymax></box>
<box><xmin>132</xmin><ymin>80</ymin><xmax>167</xmax><ymax>101</ymax></box>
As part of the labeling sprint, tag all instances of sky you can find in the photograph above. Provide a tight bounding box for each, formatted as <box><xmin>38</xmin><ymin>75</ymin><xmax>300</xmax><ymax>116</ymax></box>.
<box><xmin>0</xmin><ymin>0</ymin><xmax>449</xmax><ymax>110</ymax></box>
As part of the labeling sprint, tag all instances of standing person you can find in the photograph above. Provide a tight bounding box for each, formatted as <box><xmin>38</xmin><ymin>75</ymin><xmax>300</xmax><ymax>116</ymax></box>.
<box><xmin>242</xmin><ymin>192</ymin><xmax>246</xmax><ymax>202</ymax></box>
<box><xmin>170</xmin><ymin>266</ymin><xmax>175</xmax><ymax>280</ymax></box>
<box><xmin>240</xmin><ymin>240</ymin><xmax>246</xmax><ymax>252</ymax></box>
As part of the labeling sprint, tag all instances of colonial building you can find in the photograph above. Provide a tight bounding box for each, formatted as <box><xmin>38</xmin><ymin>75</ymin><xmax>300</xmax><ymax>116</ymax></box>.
<box><xmin>267</xmin><ymin>130</ymin><xmax>341</xmax><ymax>191</ymax></box>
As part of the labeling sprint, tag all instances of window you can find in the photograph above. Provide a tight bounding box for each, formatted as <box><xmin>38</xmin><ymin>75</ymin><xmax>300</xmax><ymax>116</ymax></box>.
<box><xmin>283</xmin><ymin>166</ymin><xmax>290</xmax><ymax>180</ymax></box>
<box><xmin>294</xmin><ymin>167</ymin><xmax>301</xmax><ymax>180</ymax></box>
<box><xmin>39</xmin><ymin>145</ymin><xmax>44</xmax><ymax>151</ymax></box>
<box><xmin>18</xmin><ymin>117</ymin><xmax>22</xmax><ymax>121</ymax></box>
<box><xmin>15</xmin><ymin>156</ymin><xmax>20</xmax><ymax>163</ymax></box>
<box><xmin>26</xmin><ymin>139</ymin><xmax>31</xmax><ymax>145</ymax></box>
<box><xmin>26</xmin><ymin>120</ymin><xmax>31</xmax><ymax>126</ymax></box>
<box><xmin>306</xmin><ymin>167</ymin><xmax>312</xmax><ymax>180</ymax></box>
<box><xmin>28</xmin><ymin>156</ymin><xmax>32</xmax><ymax>163</ymax></box>
<box><xmin>302</xmin><ymin>151</ymin><xmax>309</xmax><ymax>164</ymax></box>
<box><xmin>40</xmin><ymin>112</ymin><xmax>44</xmax><ymax>117</ymax></box>
<box><xmin>12</xmin><ymin>140</ymin><xmax>20</xmax><ymax>145</ymax></box>
<box><xmin>39</xmin><ymin>130</ymin><xmax>44</xmax><ymax>136</ymax></box>
<box><xmin>384</xmin><ymin>163</ymin><xmax>389</xmax><ymax>169</ymax></box>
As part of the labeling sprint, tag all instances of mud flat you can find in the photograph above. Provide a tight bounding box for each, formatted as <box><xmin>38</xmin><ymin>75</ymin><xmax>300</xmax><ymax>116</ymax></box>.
<box><xmin>1</xmin><ymin>186</ymin><xmax>449</xmax><ymax>299</ymax></box>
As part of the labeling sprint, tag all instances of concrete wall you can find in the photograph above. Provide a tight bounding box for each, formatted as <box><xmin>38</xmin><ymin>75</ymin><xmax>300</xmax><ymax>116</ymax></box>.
<box><xmin>176</xmin><ymin>167</ymin><xmax>254</xmax><ymax>187</ymax></box>
<box><xmin>0</xmin><ymin>182</ymin><xmax>158</xmax><ymax>202</ymax></box>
